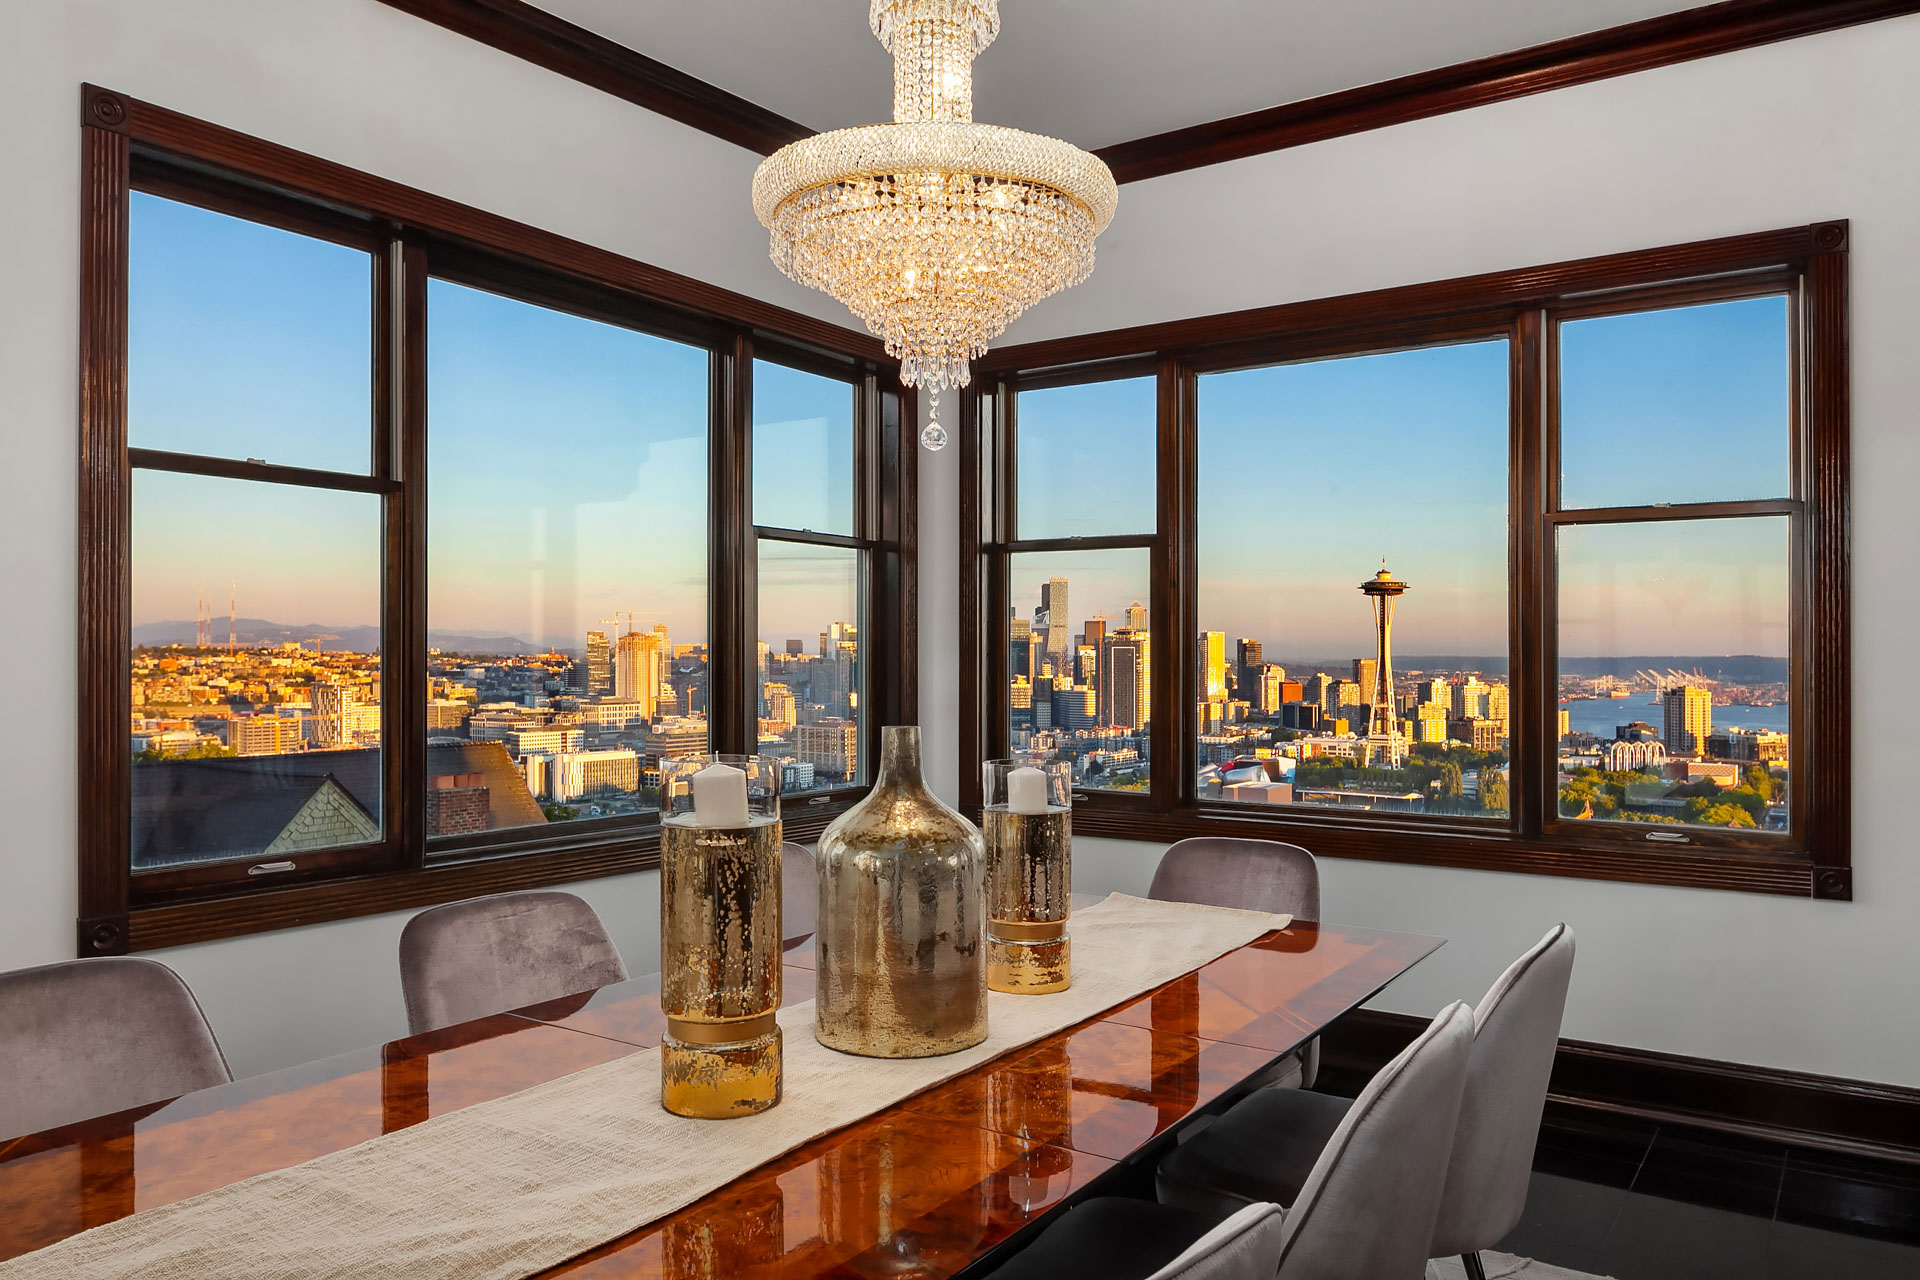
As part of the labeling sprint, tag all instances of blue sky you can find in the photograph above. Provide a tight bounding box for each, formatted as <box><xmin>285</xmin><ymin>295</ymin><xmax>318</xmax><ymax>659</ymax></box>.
<box><xmin>130</xmin><ymin>192</ymin><xmax>1792</xmax><ymax>661</ymax></box>
<box><xmin>1014</xmin><ymin>299</ymin><xmax>1790</xmax><ymax>660</ymax></box>
<box><xmin>130</xmin><ymin>194</ymin><xmax>859</xmax><ymax>652</ymax></box>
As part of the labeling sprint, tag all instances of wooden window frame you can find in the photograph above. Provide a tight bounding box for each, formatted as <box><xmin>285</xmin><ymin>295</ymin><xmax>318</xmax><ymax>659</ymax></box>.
<box><xmin>959</xmin><ymin>223</ymin><xmax>1850</xmax><ymax>900</ymax></box>
<box><xmin>77</xmin><ymin>86</ymin><xmax>915</xmax><ymax>955</ymax></box>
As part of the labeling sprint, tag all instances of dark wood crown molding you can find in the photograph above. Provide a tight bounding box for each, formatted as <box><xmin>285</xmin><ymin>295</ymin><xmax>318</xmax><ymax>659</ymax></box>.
<box><xmin>371</xmin><ymin>0</ymin><xmax>813</xmax><ymax>155</ymax></box>
<box><xmin>373</xmin><ymin>0</ymin><xmax>1916</xmax><ymax>184</ymax></box>
<box><xmin>1095</xmin><ymin>0</ymin><xmax>1920</xmax><ymax>183</ymax></box>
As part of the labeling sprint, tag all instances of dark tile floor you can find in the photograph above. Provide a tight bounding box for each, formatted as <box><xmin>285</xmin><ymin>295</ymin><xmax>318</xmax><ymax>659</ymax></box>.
<box><xmin>1491</xmin><ymin>1103</ymin><xmax>1920</xmax><ymax>1279</ymax></box>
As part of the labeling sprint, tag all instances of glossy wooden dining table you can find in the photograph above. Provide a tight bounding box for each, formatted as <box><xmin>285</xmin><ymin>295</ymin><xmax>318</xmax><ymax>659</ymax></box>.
<box><xmin>0</xmin><ymin>914</ymin><xmax>1442</xmax><ymax>1278</ymax></box>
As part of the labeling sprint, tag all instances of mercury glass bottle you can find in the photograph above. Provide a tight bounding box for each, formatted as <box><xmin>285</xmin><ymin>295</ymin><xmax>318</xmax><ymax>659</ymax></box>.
<box><xmin>815</xmin><ymin>725</ymin><xmax>987</xmax><ymax>1057</ymax></box>
<box><xmin>981</xmin><ymin>757</ymin><xmax>1072</xmax><ymax>993</ymax></box>
<box><xmin>658</xmin><ymin>754</ymin><xmax>783</xmax><ymax>1118</ymax></box>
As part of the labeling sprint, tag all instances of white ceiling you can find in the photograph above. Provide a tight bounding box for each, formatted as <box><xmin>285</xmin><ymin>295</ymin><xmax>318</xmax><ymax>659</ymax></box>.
<box><xmin>531</xmin><ymin>0</ymin><xmax>1706</xmax><ymax>151</ymax></box>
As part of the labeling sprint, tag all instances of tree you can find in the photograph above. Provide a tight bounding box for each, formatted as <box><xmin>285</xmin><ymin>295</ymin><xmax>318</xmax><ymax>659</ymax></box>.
<box><xmin>1479</xmin><ymin>769</ymin><xmax>1509</xmax><ymax>813</ymax></box>
<box><xmin>541</xmin><ymin>802</ymin><xmax>580</xmax><ymax>822</ymax></box>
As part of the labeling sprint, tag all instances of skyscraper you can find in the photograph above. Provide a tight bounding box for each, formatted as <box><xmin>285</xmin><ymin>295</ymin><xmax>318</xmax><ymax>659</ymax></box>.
<box><xmin>1359</xmin><ymin>564</ymin><xmax>1409</xmax><ymax>765</ymax></box>
<box><xmin>1236</xmin><ymin>638</ymin><xmax>1263</xmax><ymax>692</ymax></box>
<box><xmin>1009</xmin><ymin>615</ymin><xmax>1035</xmax><ymax>679</ymax></box>
<box><xmin>1100</xmin><ymin>629</ymin><xmax>1150</xmax><ymax>730</ymax></box>
<box><xmin>1200</xmin><ymin>631</ymin><xmax>1228</xmax><ymax>699</ymax></box>
<box><xmin>585</xmin><ymin>629</ymin><xmax>611</xmax><ymax>695</ymax></box>
<box><xmin>1124</xmin><ymin>601</ymin><xmax>1148</xmax><ymax>631</ymax></box>
<box><xmin>614</xmin><ymin>631</ymin><xmax>662</xmax><ymax>715</ymax></box>
<box><xmin>1663</xmin><ymin>684</ymin><xmax>1713</xmax><ymax>756</ymax></box>
<box><xmin>1082</xmin><ymin>617</ymin><xmax>1107</xmax><ymax>650</ymax></box>
<box><xmin>1037</xmin><ymin>578</ymin><xmax>1071</xmax><ymax>673</ymax></box>
<box><xmin>1352</xmin><ymin>658</ymin><xmax>1378</xmax><ymax>712</ymax></box>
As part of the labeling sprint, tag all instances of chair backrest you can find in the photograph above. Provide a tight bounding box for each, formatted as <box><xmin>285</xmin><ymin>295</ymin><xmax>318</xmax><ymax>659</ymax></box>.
<box><xmin>1273</xmin><ymin>1001</ymin><xmax>1474</xmax><ymax>1280</ymax></box>
<box><xmin>781</xmin><ymin>841</ymin><xmax>818</xmax><ymax>951</ymax></box>
<box><xmin>398</xmin><ymin>890</ymin><xmax>628</xmax><ymax>1035</ymax></box>
<box><xmin>1430</xmin><ymin>924</ymin><xmax>1576</xmax><ymax>1257</ymax></box>
<box><xmin>0</xmin><ymin>957</ymin><xmax>232</xmax><ymax>1137</ymax></box>
<box><xmin>1146</xmin><ymin>1203</ymin><xmax>1288</xmax><ymax>1280</ymax></box>
<box><xmin>1148</xmin><ymin>837</ymin><xmax>1320</xmax><ymax>922</ymax></box>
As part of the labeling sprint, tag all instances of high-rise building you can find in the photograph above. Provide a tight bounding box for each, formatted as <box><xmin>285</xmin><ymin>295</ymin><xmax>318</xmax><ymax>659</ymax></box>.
<box><xmin>584</xmin><ymin>629</ymin><xmax>611</xmax><ymax>695</ymax></box>
<box><xmin>1099</xmin><ymin>629</ymin><xmax>1150</xmax><ymax>730</ymax></box>
<box><xmin>1036</xmin><ymin>578</ymin><xmax>1071</xmax><ymax>672</ymax></box>
<box><xmin>1082</xmin><ymin>618</ymin><xmax>1107</xmax><ymax>651</ymax></box>
<box><xmin>1419</xmin><ymin>677</ymin><xmax>1452</xmax><ymax>710</ymax></box>
<box><xmin>797</xmin><ymin>717</ymin><xmax>860</xmax><ymax>781</ymax></box>
<box><xmin>1663</xmin><ymin>684</ymin><xmax>1713</xmax><ymax>756</ymax></box>
<box><xmin>1200</xmin><ymin>631</ymin><xmax>1228</xmax><ymax>700</ymax></box>
<box><xmin>1075</xmin><ymin>644</ymin><xmax>1098</xmax><ymax>685</ymax></box>
<box><xmin>1304</xmin><ymin>672</ymin><xmax>1335</xmax><ymax>713</ymax></box>
<box><xmin>762</xmin><ymin>682</ymin><xmax>796</xmax><ymax>730</ymax></box>
<box><xmin>1124</xmin><ymin>601</ymin><xmax>1148</xmax><ymax>631</ymax></box>
<box><xmin>1453</xmin><ymin>675</ymin><xmax>1490</xmax><ymax>721</ymax></box>
<box><xmin>1359</xmin><ymin>565</ymin><xmax>1409</xmax><ymax>765</ymax></box>
<box><xmin>1486</xmin><ymin>683</ymin><xmax>1511</xmax><ymax>727</ymax></box>
<box><xmin>1352</xmin><ymin>658</ymin><xmax>1378</xmax><ymax>710</ymax></box>
<box><xmin>1009</xmin><ymin>615</ymin><xmax>1031</xmax><ymax>678</ymax></box>
<box><xmin>613</xmin><ymin>631</ymin><xmax>663</xmax><ymax>715</ymax></box>
<box><xmin>1236</xmin><ymin>638</ymin><xmax>1263</xmax><ymax>689</ymax></box>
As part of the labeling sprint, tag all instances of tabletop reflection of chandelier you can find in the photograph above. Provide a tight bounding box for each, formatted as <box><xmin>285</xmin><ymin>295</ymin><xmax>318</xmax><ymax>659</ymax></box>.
<box><xmin>752</xmin><ymin>0</ymin><xmax>1117</xmax><ymax>450</ymax></box>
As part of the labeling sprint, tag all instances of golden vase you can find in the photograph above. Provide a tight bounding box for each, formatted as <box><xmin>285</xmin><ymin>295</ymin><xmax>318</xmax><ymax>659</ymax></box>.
<box><xmin>814</xmin><ymin>725</ymin><xmax>987</xmax><ymax>1057</ymax></box>
<box><xmin>658</xmin><ymin>754</ymin><xmax>783</xmax><ymax>1118</ymax></box>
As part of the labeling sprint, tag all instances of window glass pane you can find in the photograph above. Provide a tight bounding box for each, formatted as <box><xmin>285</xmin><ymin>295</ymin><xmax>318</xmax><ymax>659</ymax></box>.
<box><xmin>753</xmin><ymin>360</ymin><xmax>855</xmax><ymax>535</ymax></box>
<box><xmin>1015</xmin><ymin>377</ymin><xmax>1156</xmax><ymax>539</ymax></box>
<box><xmin>129</xmin><ymin>192</ymin><xmax>372</xmax><ymax>473</ymax></box>
<box><xmin>1556</xmin><ymin>517</ymin><xmax>1790</xmax><ymax>834</ymax></box>
<box><xmin>1196</xmin><ymin>340</ymin><xmax>1511</xmax><ymax>818</ymax></box>
<box><xmin>758</xmin><ymin>540</ymin><xmax>865</xmax><ymax>793</ymax></box>
<box><xmin>130</xmin><ymin>472</ymin><xmax>383</xmax><ymax>868</ymax></box>
<box><xmin>1007</xmin><ymin>549</ymin><xmax>1152</xmax><ymax>794</ymax></box>
<box><xmin>1560</xmin><ymin>295</ymin><xmax>1790</xmax><ymax>509</ymax></box>
<box><xmin>427</xmin><ymin>279</ymin><xmax>709</xmax><ymax>832</ymax></box>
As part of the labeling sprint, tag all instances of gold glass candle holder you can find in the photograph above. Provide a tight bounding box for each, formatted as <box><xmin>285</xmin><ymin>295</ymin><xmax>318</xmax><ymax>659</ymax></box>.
<box><xmin>659</xmin><ymin>754</ymin><xmax>783</xmax><ymax>1118</ymax></box>
<box><xmin>982</xmin><ymin>757</ymin><xmax>1072</xmax><ymax>994</ymax></box>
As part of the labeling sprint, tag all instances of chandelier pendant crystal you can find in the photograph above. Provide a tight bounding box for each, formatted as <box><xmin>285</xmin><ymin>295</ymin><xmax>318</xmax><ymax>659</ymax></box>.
<box><xmin>752</xmin><ymin>0</ymin><xmax>1117</xmax><ymax>450</ymax></box>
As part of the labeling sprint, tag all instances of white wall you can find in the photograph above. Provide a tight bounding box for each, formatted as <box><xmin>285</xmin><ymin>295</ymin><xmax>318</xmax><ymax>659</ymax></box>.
<box><xmin>950</xmin><ymin>16</ymin><xmax>1920</xmax><ymax>1088</ymax></box>
<box><xmin>0</xmin><ymin>0</ymin><xmax>844</xmax><ymax>1078</ymax></box>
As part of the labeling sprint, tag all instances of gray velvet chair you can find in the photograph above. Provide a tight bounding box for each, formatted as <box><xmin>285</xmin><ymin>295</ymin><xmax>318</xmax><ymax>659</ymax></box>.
<box><xmin>1429</xmin><ymin>925</ymin><xmax>1576</xmax><ymax>1279</ymax></box>
<box><xmin>988</xmin><ymin>1002</ymin><xmax>1473</xmax><ymax>1280</ymax></box>
<box><xmin>1155</xmin><ymin>926</ymin><xmax>1575</xmax><ymax>1280</ymax></box>
<box><xmin>781</xmin><ymin>841</ymin><xmax>818</xmax><ymax>951</ymax></box>
<box><xmin>1149</xmin><ymin>836</ymin><xmax>1321</xmax><ymax>1087</ymax></box>
<box><xmin>0</xmin><ymin>957</ymin><xmax>232</xmax><ymax>1138</ymax></box>
<box><xmin>398</xmin><ymin>890</ymin><xmax>628</xmax><ymax>1035</ymax></box>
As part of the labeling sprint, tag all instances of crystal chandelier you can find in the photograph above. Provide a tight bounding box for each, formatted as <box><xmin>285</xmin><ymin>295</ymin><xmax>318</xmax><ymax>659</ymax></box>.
<box><xmin>752</xmin><ymin>0</ymin><xmax>1117</xmax><ymax>450</ymax></box>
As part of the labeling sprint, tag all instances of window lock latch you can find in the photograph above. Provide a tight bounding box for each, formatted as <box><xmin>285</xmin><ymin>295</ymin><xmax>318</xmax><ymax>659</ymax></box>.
<box><xmin>247</xmin><ymin>860</ymin><xmax>297</xmax><ymax>875</ymax></box>
<box><xmin>1643</xmin><ymin>831</ymin><xmax>1690</xmax><ymax>844</ymax></box>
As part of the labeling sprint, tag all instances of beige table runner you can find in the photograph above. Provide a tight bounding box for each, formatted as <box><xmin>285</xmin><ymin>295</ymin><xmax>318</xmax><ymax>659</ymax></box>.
<box><xmin>3</xmin><ymin>893</ymin><xmax>1291</xmax><ymax>1280</ymax></box>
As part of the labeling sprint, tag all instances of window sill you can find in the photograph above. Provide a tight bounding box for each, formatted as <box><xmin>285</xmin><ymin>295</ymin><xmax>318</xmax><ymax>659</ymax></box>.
<box><xmin>1069</xmin><ymin>805</ymin><xmax>1842</xmax><ymax>900</ymax></box>
<box><xmin>94</xmin><ymin>791</ymin><xmax>870</xmax><ymax>954</ymax></box>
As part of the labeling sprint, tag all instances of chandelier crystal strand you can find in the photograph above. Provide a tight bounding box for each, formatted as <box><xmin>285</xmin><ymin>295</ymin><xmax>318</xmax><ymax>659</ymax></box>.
<box><xmin>752</xmin><ymin>0</ymin><xmax>1115</xmax><ymax>450</ymax></box>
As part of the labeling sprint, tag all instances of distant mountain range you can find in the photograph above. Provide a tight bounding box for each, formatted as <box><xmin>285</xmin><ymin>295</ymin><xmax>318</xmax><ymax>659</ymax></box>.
<box><xmin>1272</xmin><ymin>655</ymin><xmax>1788</xmax><ymax>683</ymax></box>
<box><xmin>133</xmin><ymin>618</ymin><xmax>541</xmax><ymax>656</ymax></box>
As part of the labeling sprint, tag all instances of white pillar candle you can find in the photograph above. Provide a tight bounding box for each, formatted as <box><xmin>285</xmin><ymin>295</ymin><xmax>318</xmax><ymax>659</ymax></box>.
<box><xmin>1006</xmin><ymin>765</ymin><xmax>1050</xmax><ymax>815</ymax></box>
<box><xmin>691</xmin><ymin>762</ymin><xmax>751</xmax><ymax>827</ymax></box>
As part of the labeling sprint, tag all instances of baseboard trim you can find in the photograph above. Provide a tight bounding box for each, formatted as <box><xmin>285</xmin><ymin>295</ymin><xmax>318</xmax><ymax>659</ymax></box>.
<box><xmin>1319</xmin><ymin>1009</ymin><xmax>1920</xmax><ymax>1165</ymax></box>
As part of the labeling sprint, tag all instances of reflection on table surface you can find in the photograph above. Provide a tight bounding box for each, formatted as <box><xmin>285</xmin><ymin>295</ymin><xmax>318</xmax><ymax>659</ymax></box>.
<box><xmin>0</xmin><ymin>919</ymin><xmax>1442</xmax><ymax>1277</ymax></box>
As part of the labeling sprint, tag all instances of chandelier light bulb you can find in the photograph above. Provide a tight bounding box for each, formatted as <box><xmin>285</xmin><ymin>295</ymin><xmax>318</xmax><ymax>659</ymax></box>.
<box><xmin>751</xmin><ymin>0</ymin><xmax>1117</xmax><ymax>450</ymax></box>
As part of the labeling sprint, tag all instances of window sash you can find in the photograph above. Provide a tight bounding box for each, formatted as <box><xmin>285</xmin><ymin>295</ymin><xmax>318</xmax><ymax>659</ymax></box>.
<box><xmin>78</xmin><ymin>91</ymin><xmax>915</xmax><ymax>953</ymax></box>
<box><xmin>961</xmin><ymin>227</ymin><xmax>1849</xmax><ymax>899</ymax></box>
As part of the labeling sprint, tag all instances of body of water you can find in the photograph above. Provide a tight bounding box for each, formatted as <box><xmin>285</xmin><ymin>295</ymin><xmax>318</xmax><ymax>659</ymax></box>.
<box><xmin>1561</xmin><ymin>697</ymin><xmax>1789</xmax><ymax>740</ymax></box>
